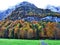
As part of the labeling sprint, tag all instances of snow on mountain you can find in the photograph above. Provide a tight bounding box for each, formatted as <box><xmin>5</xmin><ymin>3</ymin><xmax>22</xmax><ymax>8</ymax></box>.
<box><xmin>47</xmin><ymin>5</ymin><xmax>60</xmax><ymax>13</ymax></box>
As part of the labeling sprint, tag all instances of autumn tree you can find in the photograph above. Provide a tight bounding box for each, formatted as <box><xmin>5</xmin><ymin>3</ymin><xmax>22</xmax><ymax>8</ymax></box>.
<box><xmin>45</xmin><ymin>22</ymin><xmax>57</xmax><ymax>39</ymax></box>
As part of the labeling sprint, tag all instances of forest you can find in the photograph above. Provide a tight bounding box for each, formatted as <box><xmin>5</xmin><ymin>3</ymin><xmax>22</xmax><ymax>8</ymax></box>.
<box><xmin>0</xmin><ymin>20</ymin><xmax>60</xmax><ymax>39</ymax></box>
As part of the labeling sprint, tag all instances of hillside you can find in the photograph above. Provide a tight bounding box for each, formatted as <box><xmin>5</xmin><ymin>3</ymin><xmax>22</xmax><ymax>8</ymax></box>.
<box><xmin>5</xmin><ymin>1</ymin><xmax>60</xmax><ymax>21</ymax></box>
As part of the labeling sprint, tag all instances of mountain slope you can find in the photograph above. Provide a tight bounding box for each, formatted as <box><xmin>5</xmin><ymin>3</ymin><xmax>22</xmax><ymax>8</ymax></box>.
<box><xmin>47</xmin><ymin>5</ymin><xmax>60</xmax><ymax>13</ymax></box>
<box><xmin>0</xmin><ymin>8</ymin><xmax>14</xmax><ymax>20</ymax></box>
<box><xmin>5</xmin><ymin>2</ymin><xmax>54</xmax><ymax>20</ymax></box>
<box><xmin>1</xmin><ymin>1</ymin><xmax>60</xmax><ymax>22</ymax></box>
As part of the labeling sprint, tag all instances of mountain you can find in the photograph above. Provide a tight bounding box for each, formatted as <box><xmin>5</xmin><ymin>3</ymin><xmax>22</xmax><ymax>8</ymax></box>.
<box><xmin>0</xmin><ymin>1</ymin><xmax>38</xmax><ymax>21</ymax></box>
<box><xmin>41</xmin><ymin>16</ymin><xmax>60</xmax><ymax>22</ymax></box>
<box><xmin>0</xmin><ymin>8</ymin><xmax>14</xmax><ymax>20</ymax></box>
<box><xmin>0</xmin><ymin>2</ymin><xmax>60</xmax><ymax>39</ymax></box>
<box><xmin>15</xmin><ymin>1</ymin><xmax>37</xmax><ymax>9</ymax></box>
<box><xmin>47</xmin><ymin>5</ymin><xmax>60</xmax><ymax>13</ymax></box>
<box><xmin>0</xmin><ymin>1</ymin><xmax>60</xmax><ymax>22</ymax></box>
<box><xmin>5</xmin><ymin>2</ymin><xmax>54</xmax><ymax>20</ymax></box>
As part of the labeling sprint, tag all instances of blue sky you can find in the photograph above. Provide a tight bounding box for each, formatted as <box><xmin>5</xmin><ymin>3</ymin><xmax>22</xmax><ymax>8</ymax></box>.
<box><xmin>0</xmin><ymin>0</ymin><xmax>60</xmax><ymax>10</ymax></box>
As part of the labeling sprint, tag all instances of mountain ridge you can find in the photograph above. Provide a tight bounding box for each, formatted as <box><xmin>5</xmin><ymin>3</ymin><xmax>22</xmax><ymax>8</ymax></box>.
<box><xmin>0</xmin><ymin>1</ymin><xmax>60</xmax><ymax>22</ymax></box>
<box><xmin>47</xmin><ymin>5</ymin><xmax>60</xmax><ymax>13</ymax></box>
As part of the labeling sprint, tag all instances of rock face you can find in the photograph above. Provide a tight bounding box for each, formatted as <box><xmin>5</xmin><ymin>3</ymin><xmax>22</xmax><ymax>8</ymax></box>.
<box><xmin>0</xmin><ymin>1</ymin><xmax>60</xmax><ymax>22</ymax></box>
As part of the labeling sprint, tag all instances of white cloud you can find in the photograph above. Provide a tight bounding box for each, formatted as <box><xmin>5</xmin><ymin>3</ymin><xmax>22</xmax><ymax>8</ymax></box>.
<box><xmin>0</xmin><ymin>0</ymin><xmax>60</xmax><ymax>10</ymax></box>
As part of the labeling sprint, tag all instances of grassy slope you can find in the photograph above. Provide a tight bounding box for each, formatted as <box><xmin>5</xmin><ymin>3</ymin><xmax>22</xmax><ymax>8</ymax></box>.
<box><xmin>0</xmin><ymin>39</ymin><xmax>40</xmax><ymax>45</ymax></box>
